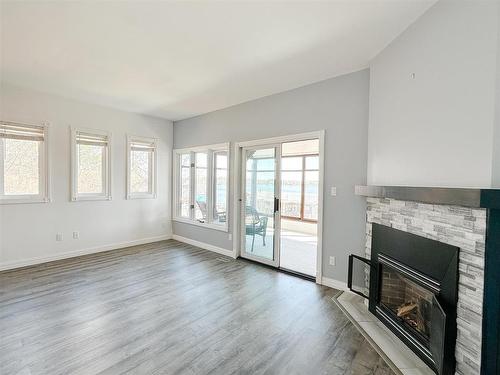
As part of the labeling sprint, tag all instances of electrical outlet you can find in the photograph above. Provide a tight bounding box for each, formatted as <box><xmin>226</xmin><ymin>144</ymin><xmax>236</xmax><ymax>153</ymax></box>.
<box><xmin>331</xmin><ymin>187</ymin><xmax>337</xmax><ymax>196</ymax></box>
<box><xmin>56</xmin><ymin>233</ymin><xmax>63</xmax><ymax>241</ymax></box>
<box><xmin>329</xmin><ymin>256</ymin><xmax>336</xmax><ymax>266</ymax></box>
<box><xmin>73</xmin><ymin>231</ymin><xmax>79</xmax><ymax>240</ymax></box>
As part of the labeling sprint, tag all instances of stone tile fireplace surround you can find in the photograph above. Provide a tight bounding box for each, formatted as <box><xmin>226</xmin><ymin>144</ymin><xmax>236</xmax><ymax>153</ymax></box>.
<box><xmin>366</xmin><ymin>197</ymin><xmax>485</xmax><ymax>374</ymax></box>
<box><xmin>353</xmin><ymin>186</ymin><xmax>500</xmax><ymax>375</ymax></box>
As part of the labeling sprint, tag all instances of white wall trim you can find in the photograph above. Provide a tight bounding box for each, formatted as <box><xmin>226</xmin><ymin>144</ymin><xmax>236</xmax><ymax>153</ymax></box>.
<box><xmin>232</xmin><ymin>142</ymin><xmax>241</xmax><ymax>257</ymax></box>
<box><xmin>316</xmin><ymin>129</ymin><xmax>325</xmax><ymax>283</ymax></box>
<box><xmin>0</xmin><ymin>234</ymin><xmax>172</xmax><ymax>271</ymax></box>
<box><xmin>236</xmin><ymin>131</ymin><xmax>323</xmax><ymax>148</ymax></box>
<box><xmin>173</xmin><ymin>142</ymin><xmax>229</xmax><ymax>154</ymax></box>
<box><xmin>173</xmin><ymin>217</ymin><xmax>229</xmax><ymax>232</ymax></box>
<box><xmin>172</xmin><ymin>234</ymin><xmax>236</xmax><ymax>259</ymax></box>
<box><xmin>321</xmin><ymin>276</ymin><xmax>349</xmax><ymax>291</ymax></box>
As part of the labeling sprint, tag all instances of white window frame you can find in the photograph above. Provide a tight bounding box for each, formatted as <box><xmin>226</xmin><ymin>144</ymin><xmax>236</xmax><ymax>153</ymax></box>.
<box><xmin>177</xmin><ymin>151</ymin><xmax>193</xmax><ymax>219</ymax></box>
<box><xmin>173</xmin><ymin>142</ymin><xmax>230</xmax><ymax>232</ymax></box>
<box><xmin>0</xmin><ymin>120</ymin><xmax>50</xmax><ymax>205</ymax></box>
<box><xmin>71</xmin><ymin>127</ymin><xmax>112</xmax><ymax>202</ymax></box>
<box><xmin>126</xmin><ymin>134</ymin><xmax>158</xmax><ymax>199</ymax></box>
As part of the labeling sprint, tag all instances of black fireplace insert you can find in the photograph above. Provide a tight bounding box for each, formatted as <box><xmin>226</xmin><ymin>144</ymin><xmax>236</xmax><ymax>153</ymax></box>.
<box><xmin>348</xmin><ymin>224</ymin><xmax>459</xmax><ymax>375</ymax></box>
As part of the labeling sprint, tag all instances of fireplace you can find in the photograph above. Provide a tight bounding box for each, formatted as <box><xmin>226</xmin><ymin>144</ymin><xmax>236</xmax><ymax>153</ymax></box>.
<box><xmin>378</xmin><ymin>257</ymin><xmax>435</xmax><ymax>345</ymax></box>
<box><xmin>348</xmin><ymin>223</ymin><xmax>459</xmax><ymax>375</ymax></box>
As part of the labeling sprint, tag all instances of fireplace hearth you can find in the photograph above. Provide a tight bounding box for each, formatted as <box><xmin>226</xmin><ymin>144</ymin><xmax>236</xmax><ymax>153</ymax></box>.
<box><xmin>349</xmin><ymin>223</ymin><xmax>459</xmax><ymax>375</ymax></box>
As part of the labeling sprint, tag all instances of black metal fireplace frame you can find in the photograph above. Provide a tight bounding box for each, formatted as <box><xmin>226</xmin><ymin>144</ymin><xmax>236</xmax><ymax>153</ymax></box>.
<box><xmin>374</xmin><ymin>253</ymin><xmax>445</xmax><ymax>370</ymax></box>
<box><xmin>368</xmin><ymin>224</ymin><xmax>459</xmax><ymax>375</ymax></box>
<box><xmin>376</xmin><ymin>253</ymin><xmax>440</xmax><ymax>346</ymax></box>
<box><xmin>348</xmin><ymin>224</ymin><xmax>459</xmax><ymax>375</ymax></box>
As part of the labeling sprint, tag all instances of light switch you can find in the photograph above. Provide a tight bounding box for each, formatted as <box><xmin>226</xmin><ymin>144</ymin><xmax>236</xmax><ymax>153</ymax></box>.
<box><xmin>331</xmin><ymin>187</ymin><xmax>337</xmax><ymax>196</ymax></box>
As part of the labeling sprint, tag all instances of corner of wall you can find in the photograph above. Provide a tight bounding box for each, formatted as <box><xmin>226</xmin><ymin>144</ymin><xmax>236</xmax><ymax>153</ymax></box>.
<box><xmin>492</xmin><ymin>2</ymin><xmax>500</xmax><ymax>188</ymax></box>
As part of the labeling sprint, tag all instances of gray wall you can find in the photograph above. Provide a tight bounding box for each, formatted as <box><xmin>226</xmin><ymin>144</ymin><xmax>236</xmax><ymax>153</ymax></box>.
<box><xmin>173</xmin><ymin>69</ymin><xmax>369</xmax><ymax>282</ymax></box>
<box><xmin>492</xmin><ymin>2</ymin><xmax>500</xmax><ymax>188</ymax></box>
<box><xmin>368</xmin><ymin>0</ymin><xmax>499</xmax><ymax>188</ymax></box>
<box><xmin>0</xmin><ymin>83</ymin><xmax>173</xmax><ymax>267</ymax></box>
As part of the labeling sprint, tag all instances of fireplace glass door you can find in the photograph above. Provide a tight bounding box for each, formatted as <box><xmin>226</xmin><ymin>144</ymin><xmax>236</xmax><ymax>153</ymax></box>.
<box><xmin>379</xmin><ymin>265</ymin><xmax>434</xmax><ymax>345</ymax></box>
<box><xmin>348</xmin><ymin>254</ymin><xmax>371</xmax><ymax>299</ymax></box>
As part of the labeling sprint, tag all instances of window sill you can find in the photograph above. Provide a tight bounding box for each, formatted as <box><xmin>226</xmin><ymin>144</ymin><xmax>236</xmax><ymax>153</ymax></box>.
<box><xmin>72</xmin><ymin>195</ymin><xmax>112</xmax><ymax>202</ymax></box>
<box><xmin>127</xmin><ymin>193</ymin><xmax>157</xmax><ymax>200</ymax></box>
<box><xmin>0</xmin><ymin>197</ymin><xmax>50</xmax><ymax>205</ymax></box>
<box><xmin>173</xmin><ymin>217</ymin><xmax>229</xmax><ymax>232</ymax></box>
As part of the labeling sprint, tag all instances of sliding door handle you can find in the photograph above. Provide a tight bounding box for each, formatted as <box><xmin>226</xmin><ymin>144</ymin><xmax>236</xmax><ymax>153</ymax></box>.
<box><xmin>274</xmin><ymin>197</ymin><xmax>280</xmax><ymax>213</ymax></box>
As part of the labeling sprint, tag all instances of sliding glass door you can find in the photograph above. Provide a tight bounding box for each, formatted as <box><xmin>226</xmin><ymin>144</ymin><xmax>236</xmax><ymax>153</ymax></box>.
<box><xmin>239</xmin><ymin>138</ymin><xmax>320</xmax><ymax>278</ymax></box>
<box><xmin>279</xmin><ymin>139</ymin><xmax>319</xmax><ymax>277</ymax></box>
<box><xmin>240</xmin><ymin>145</ymin><xmax>280</xmax><ymax>267</ymax></box>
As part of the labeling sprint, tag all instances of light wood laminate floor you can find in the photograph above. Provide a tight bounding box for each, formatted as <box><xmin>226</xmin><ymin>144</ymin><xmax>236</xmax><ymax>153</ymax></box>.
<box><xmin>0</xmin><ymin>240</ymin><xmax>392</xmax><ymax>375</ymax></box>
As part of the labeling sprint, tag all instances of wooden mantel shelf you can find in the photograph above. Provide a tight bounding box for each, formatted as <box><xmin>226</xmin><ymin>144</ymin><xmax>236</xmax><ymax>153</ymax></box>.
<box><xmin>354</xmin><ymin>185</ymin><xmax>500</xmax><ymax>209</ymax></box>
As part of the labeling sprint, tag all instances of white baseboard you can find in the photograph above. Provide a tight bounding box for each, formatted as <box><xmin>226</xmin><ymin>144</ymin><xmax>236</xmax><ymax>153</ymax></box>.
<box><xmin>321</xmin><ymin>276</ymin><xmax>349</xmax><ymax>291</ymax></box>
<box><xmin>172</xmin><ymin>234</ymin><xmax>236</xmax><ymax>259</ymax></box>
<box><xmin>0</xmin><ymin>234</ymin><xmax>172</xmax><ymax>271</ymax></box>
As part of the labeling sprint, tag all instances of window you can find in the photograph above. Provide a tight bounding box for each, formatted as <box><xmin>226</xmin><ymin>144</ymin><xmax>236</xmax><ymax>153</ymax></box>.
<box><xmin>179</xmin><ymin>153</ymin><xmax>191</xmax><ymax>218</ymax></box>
<box><xmin>303</xmin><ymin>156</ymin><xmax>319</xmax><ymax>220</ymax></box>
<box><xmin>71</xmin><ymin>128</ymin><xmax>111</xmax><ymax>201</ymax></box>
<box><xmin>0</xmin><ymin>121</ymin><xmax>49</xmax><ymax>204</ymax></box>
<box><xmin>213</xmin><ymin>150</ymin><xmax>228</xmax><ymax>225</ymax></box>
<box><xmin>174</xmin><ymin>143</ymin><xmax>229</xmax><ymax>231</ymax></box>
<box><xmin>194</xmin><ymin>152</ymin><xmax>208</xmax><ymax>220</ymax></box>
<box><xmin>127</xmin><ymin>136</ymin><xmax>157</xmax><ymax>199</ymax></box>
<box><xmin>280</xmin><ymin>139</ymin><xmax>319</xmax><ymax>221</ymax></box>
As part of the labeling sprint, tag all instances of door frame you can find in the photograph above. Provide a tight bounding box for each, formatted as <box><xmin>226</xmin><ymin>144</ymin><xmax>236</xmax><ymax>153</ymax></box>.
<box><xmin>232</xmin><ymin>130</ymin><xmax>325</xmax><ymax>283</ymax></box>
<box><xmin>240</xmin><ymin>144</ymin><xmax>281</xmax><ymax>267</ymax></box>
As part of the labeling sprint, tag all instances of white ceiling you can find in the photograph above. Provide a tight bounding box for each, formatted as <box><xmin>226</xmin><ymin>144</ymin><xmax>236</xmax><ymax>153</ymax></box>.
<box><xmin>1</xmin><ymin>1</ymin><xmax>435</xmax><ymax>121</ymax></box>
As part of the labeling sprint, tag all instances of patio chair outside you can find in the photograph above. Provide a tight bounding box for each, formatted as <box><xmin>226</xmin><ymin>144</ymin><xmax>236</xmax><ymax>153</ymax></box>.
<box><xmin>245</xmin><ymin>205</ymin><xmax>268</xmax><ymax>252</ymax></box>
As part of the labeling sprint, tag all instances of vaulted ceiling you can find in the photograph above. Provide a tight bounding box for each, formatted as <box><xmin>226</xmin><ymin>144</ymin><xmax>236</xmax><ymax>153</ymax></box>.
<box><xmin>1</xmin><ymin>1</ymin><xmax>435</xmax><ymax>121</ymax></box>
